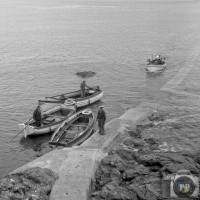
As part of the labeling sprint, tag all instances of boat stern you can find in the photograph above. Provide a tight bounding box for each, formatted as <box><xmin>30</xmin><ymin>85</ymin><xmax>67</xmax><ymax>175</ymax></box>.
<box><xmin>18</xmin><ymin>124</ymin><xmax>34</xmax><ymax>138</ymax></box>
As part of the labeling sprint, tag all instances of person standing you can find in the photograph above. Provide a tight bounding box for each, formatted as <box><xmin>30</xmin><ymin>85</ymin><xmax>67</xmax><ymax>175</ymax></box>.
<box><xmin>33</xmin><ymin>103</ymin><xmax>42</xmax><ymax>127</ymax></box>
<box><xmin>97</xmin><ymin>106</ymin><xmax>106</xmax><ymax>135</ymax></box>
<box><xmin>80</xmin><ymin>80</ymin><xmax>89</xmax><ymax>98</ymax></box>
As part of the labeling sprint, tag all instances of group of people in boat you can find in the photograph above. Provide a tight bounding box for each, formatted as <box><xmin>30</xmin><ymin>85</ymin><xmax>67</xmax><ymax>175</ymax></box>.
<box><xmin>152</xmin><ymin>55</ymin><xmax>165</xmax><ymax>65</ymax></box>
<box><xmin>33</xmin><ymin>81</ymin><xmax>106</xmax><ymax>135</ymax></box>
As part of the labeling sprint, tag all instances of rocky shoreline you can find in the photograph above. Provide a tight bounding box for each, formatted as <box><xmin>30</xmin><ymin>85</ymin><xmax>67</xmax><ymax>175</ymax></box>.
<box><xmin>90</xmin><ymin>111</ymin><xmax>200</xmax><ymax>200</ymax></box>
<box><xmin>0</xmin><ymin>167</ymin><xmax>58</xmax><ymax>200</ymax></box>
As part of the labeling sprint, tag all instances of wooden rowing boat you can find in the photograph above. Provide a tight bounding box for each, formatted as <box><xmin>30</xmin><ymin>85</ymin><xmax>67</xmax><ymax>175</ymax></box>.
<box><xmin>18</xmin><ymin>104</ymin><xmax>76</xmax><ymax>138</ymax></box>
<box><xmin>49</xmin><ymin>108</ymin><xmax>95</xmax><ymax>147</ymax></box>
<box><xmin>39</xmin><ymin>86</ymin><xmax>103</xmax><ymax>108</ymax></box>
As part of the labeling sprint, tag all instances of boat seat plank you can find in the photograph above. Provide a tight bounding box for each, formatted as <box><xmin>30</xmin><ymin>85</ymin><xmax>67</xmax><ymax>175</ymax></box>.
<box><xmin>45</xmin><ymin>114</ymin><xmax>66</xmax><ymax>119</ymax></box>
<box><xmin>69</xmin><ymin>124</ymin><xmax>88</xmax><ymax>128</ymax></box>
<box><xmin>43</xmin><ymin>119</ymin><xmax>55</xmax><ymax>123</ymax></box>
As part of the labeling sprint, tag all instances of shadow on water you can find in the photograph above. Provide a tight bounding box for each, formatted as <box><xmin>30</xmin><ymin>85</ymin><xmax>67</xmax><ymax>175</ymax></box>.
<box><xmin>146</xmin><ymin>70</ymin><xmax>165</xmax><ymax>78</ymax></box>
<box><xmin>19</xmin><ymin>133</ymin><xmax>52</xmax><ymax>151</ymax></box>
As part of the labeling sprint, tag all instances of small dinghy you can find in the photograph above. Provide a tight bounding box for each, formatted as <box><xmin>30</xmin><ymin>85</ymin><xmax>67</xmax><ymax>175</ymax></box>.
<box><xmin>19</xmin><ymin>104</ymin><xmax>76</xmax><ymax>138</ymax></box>
<box><xmin>49</xmin><ymin>108</ymin><xmax>95</xmax><ymax>147</ymax></box>
<box><xmin>146</xmin><ymin>55</ymin><xmax>166</xmax><ymax>72</ymax></box>
<box><xmin>39</xmin><ymin>86</ymin><xmax>103</xmax><ymax>108</ymax></box>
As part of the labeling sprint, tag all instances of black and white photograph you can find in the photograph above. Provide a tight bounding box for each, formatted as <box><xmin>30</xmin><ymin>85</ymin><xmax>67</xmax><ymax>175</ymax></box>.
<box><xmin>1</xmin><ymin>0</ymin><xmax>200</xmax><ymax>199</ymax></box>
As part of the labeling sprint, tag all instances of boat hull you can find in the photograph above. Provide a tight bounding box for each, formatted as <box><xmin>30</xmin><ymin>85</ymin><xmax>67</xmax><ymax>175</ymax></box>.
<box><xmin>76</xmin><ymin>90</ymin><xmax>103</xmax><ymax>107</ymax></box>
<box><xmin>43</xmin><ymin>88</ymin><xmax>103</xmax><ymax>108</ymax></box>
<box><xmin>146</xmin><ymin>63</ymin><xmax>166</xmax><ymax>72</ymax></box>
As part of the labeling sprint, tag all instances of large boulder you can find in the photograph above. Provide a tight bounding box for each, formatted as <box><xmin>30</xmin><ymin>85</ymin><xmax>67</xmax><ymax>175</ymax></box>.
<box><xmin>0</xmin><ymin>167</ymin><xmax>58</xmax><ymax>200</ymax></box>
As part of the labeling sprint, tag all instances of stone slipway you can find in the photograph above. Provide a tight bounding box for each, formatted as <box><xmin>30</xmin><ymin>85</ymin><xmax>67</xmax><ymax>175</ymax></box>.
<box><xmin>11</xmin><ymin>105</ymin><xmax>153</xmax><ymax>200</ymax></box>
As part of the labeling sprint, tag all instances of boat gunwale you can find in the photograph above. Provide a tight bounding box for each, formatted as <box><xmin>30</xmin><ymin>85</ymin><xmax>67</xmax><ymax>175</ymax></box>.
<box><xmin>40</xmin><ymin>89</ymin><xmax>103</xmax><ymax>104</ymax></box>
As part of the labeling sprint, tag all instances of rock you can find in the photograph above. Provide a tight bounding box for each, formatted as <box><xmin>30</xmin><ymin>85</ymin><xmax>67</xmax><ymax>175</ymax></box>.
<box><xmin>122</xmin><ymin>137</ymin><xmax>135</xmax><ymax>148</ymax></box>
<box><xmin>76</xmin><ymin>71</ymin><xmax>96</xmax><ymax>78</ymax></box>
<box><xmin>29</xmin><ymin>194</ymin><xmax>40</xmax><ymax>200</ymax></box>
<box><xmin>36</xmin><ymin>152</ymin><xmax>43</xmax><ymax>157</ymax></box>
<box><xmin>144</xmin><ymin>138</ymin><xmax>159</xmax><ymax>145</ymax></box>
<box><xmin>131</xmin><ymin>173</ymin><xmax>161</xmax><ymax>187</ymax></box>
<box><xmin>129</xmin><ymin>182</ymin><xmax>161</xmax><ymax>200</ymax></box>
<box><xmin>128</xmin><ymin>184</ymin><xmax>146</xmax><ymax>199</ymax></box>
<box><xmin>144</xmin><ymin>138</ymin><xmax>160</xmax><ymax>151</ymax></box>
<box><xmin>114</xmin><ymin>148</ymin><xmax>138</xmax><ymax>162</ymax></box>
<box><xmin>101</xmin><ymin>154</ymin><xmax>130</xmax><ymax>172</ymax></box>
<box><xmin>106</xmin><ymin>187</ymin><xmax>138</xmax><ymax>200</ymax></box>
<box><xmin>162</xmin><ymin>163</ymin><xmax>199</xmax><ymax>174</ymax></box>
<box><xmin>148</xmin><ymin>111</ymin><xmax>165</xmax><ymax>122</ymax></box>
<box><xmin>146</xmin><ymin>184</ymin><xmax>160</xmax><ymax>197</ymax></box>
<box><xmin>91</xmin><ymin>190</ymin><xmax>102</xmax><ymax>198</ymax></box>
<box><xmin>102</xmin><ymin>181</ymin><xmax>138</xmax><ymax>200</ymax></box>
<box><xmin>138</xmin><ymin>121</ymin><xmax>154</xmax><ymax>129</ymax></box>
<box><xmin>91</xmin><ymin>197</ymin><xmax>104</xmax><ymax>200</ymax></box>
<box><xmin>138</xmin><ymin>153</ymin><xmax>161</xmax><ymax>167</ymax></box>
<box><xmin>127</xmin><ymin>126</ymin><xmax>141</xmax><ymax>138</ymax></box>
<box><xmin>99</xmin><ymin>178</ymin><xmax>112</xmax><ymax>187</ymax></box>
<box><xmin>0</xmin><ymin>167</ymin><xmax>58</xmax><ymax>200</ymax></box>
<box><xmin>145</xmin><ymin>189</ymin><xmax>158</xmax><ymax>200</ymax></box>
<box><xmin>99</xmin><ymin>165</ymin><xmax>111</xmax><ymax>175</ymax></box>
<box><xmin>123</xmin><ymin>165</ymin><xmax>149</xmax><ymax>180</ymax></box>
<box><xmin>122</xmin><ymin>137</ymin><xmax>145</xmax><ymax>149</ymax></box>
<box><xmin>110</xmin><ymin>168</ymin><xmax>122</xmax><ymax>181</ymax></box>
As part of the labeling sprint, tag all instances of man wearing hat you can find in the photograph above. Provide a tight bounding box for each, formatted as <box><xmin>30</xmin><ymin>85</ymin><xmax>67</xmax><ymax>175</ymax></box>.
<box><xmin>97</xmin><ymin>105</ymin><xmax>106</xmax><ymax>135</ymax></box>
<box><xmin>33</xmin><ymin>102</ymin><xmax>43</xmax><ymax>127</ymax></box>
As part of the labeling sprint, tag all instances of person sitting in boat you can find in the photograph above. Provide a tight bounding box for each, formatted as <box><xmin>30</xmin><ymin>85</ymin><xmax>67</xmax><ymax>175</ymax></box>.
<box><xmin>80</xmin><ymin>80</ymin><xmax>89</xmax><ymax>98</ymax></box>
<box><xmin>156</xmin><ymin>55</ymin><xmax>161</xmax><ymax>60</ymax></box>
<box><xmin>155</xmin><ymin>55</ymin><xmax>162</xmax><ymax>64</ymax></box>
<box><xmin>33</xmin><ymin>103</ymin><xmax>43</xmax><ymax>127</ymax></box>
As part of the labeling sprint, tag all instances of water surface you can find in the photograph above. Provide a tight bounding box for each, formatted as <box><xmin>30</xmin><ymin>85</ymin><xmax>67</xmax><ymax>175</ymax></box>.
<box><xmin>1</xmin><ymin>0</ymin><xmax>200</xmax><ymax>178</ymax></box>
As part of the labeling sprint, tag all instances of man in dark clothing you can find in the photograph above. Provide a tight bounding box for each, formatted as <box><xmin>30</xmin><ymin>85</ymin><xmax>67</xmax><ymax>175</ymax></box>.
<box><xmin>33</xmin><ymin>105</ymin><xmax>42</xmax><ymax>127</ymax></box>
<box><xmin>97</xmin><ymin>106</ymin><xmax>106</xmax><ymax>135</ymax></box>
<box><xmin>80</xmin><ymin>80</ymin><xmax>89</xmax><ymax>98</ymax></box>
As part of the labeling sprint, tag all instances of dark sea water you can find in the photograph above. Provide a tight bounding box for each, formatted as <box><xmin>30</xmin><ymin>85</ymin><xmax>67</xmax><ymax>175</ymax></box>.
<box><xmin>1</xmin><ymin>0</ymin><xmax>200</xmax><ymax>178</ymax></box>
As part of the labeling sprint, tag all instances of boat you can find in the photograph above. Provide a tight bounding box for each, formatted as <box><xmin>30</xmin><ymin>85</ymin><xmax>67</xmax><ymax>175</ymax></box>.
<box><xmin>39</xmin><ymin>86</ymin><xmax>103</xmax><ymax>108</ymax></box>
<box><xmin>18</xmin><ymin>104</ymin><xmax>76</xmax><ymax>138</ymax></box>
<box><xmin>146</xmin><ymin>55</ymin><xmax>166</xmax><ymax>72</ymax></box>
<box><xmin>49</xmin><ymin>108</ymin><xmax>95</xmax><ymax>147</ymax></box>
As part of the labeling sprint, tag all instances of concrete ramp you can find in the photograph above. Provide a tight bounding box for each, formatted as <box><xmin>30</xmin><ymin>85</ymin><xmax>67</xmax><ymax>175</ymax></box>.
<box><xmin>50</xmin><ymin>147</ymin><xmax>105</xmax><ymax>200</ymax></box>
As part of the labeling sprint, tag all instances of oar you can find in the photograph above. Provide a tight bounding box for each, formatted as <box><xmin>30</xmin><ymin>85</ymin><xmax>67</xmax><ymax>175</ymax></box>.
<box><xmin>10</xmin><ymin>117</ymin><xmax>32</xmax><ymax>142</ymax></box>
